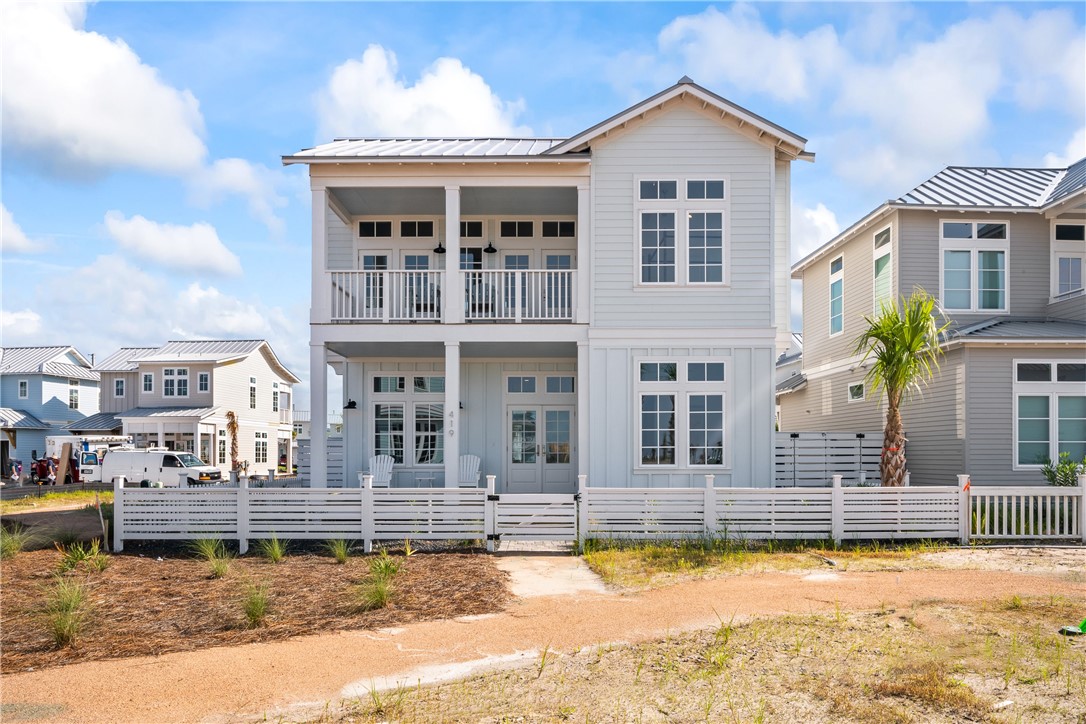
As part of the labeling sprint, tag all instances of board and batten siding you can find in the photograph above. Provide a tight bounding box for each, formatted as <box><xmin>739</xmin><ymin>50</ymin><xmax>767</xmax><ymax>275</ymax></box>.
<box><xmin>964</xmin><ymin>345</ymin><xmax>1086</xmax><ymax>486</ymax></box>
<box><xmin>897</xmin><ymin>211</ymin><xmax>1052</xmax><ymax>327</ymax></box>
<box><xmin>800</xmin><ymin>212</ymin><xmax>897</xmax><ymax>368</ymax></box>
<box><xmin>100</xmin><ymin>371</ymin><xmax>142</xmax><ymax>414</ymax></box>
<box><xmin>589</xmin><ymin>101</ymin><xmax>775</xmax><ymax>328</ymax></box>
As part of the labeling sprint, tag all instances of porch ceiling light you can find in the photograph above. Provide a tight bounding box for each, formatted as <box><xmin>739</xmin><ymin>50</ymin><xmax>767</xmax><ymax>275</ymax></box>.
<box><xmin>434</xmin><ymin>241</ymin><xmax>446</xmax><ymax>254</ymax></box>
<box><xmin>484</xmin><ymin>241</ymin><xmax>497</xmax><ymax>254</ymax></box>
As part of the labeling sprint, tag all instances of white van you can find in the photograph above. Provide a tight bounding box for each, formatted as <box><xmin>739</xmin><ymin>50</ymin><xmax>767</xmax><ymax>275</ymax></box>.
<box><xmin>101</xmin><ymin>448</ymin><xmax>223</xmax><ymax>487</ymax></box>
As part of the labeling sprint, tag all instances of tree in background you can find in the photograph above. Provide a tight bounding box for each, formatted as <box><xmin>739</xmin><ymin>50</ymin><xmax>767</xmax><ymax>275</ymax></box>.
<box><xmin>853</xmin><ymin>290</ymin><xmax>950</xmax><ymax>487</ymax></box>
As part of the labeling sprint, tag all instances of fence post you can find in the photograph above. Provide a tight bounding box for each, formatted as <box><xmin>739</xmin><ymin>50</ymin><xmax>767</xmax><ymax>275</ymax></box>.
<box><xmin>703</xmin><ymin>474</ymin><xmax>716</xmax><ymax>537</ymax></box>
<box><xmin>238</xmin><ymin>477</ymin><xmax>250</xmax><ymax>554</ymax></box>
<box><xmin>1079</xmin><ymin>473</ymin><xmax>1086</xmax><ymax>545</ymax></box>
<box><xmin>858</xmin><ymin>470</ymin><xmax>866</xmax><ymax>486</ymax></box>
<box><xmin>268</xmin><ymin>468</ymin><xmax>275</xmax><ymax>485</ymax></box>
<box><xmin>904</xmin><ymin>472</ymin><xmax>910</xmax><ymax>487</ymax></box>
<box><xmin>831</xmin><ymin>474</ymin><xmax>844</xmax><ymax>545</ymax></box>
<box><xmin>362</xmin><ymin>474</ymin><xmax>374</xmax><ymax>553</ymax></box>
<box><xmin>577</xmin><ymin>474</ymin><xmax>588</xmax><ymax>551</ymax></box>
<box><xmin>957</xmin><ymin>474</ymin><xmax>970</xmax><ymax>546</ymax></box>
<box><xmin>485</xmin><ymin>474</ymin><xmax>497</xmax><ymax>553</ymax></box>
<box><xmin>113</xmin><ymin>478</ymin><xmax>124</xmax><ymax>553</ymax></box>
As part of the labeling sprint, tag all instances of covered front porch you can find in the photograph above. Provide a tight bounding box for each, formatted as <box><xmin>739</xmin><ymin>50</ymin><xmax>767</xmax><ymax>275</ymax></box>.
<box><xmin>313</xmin><ymin>336</ymin><xmax>589</xmax><ymax>493</ymax></box>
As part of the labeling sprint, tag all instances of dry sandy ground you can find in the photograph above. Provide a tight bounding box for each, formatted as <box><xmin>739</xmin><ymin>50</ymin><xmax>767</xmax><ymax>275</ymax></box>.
<box><xmin>2</xmin><ymin>546</ymin><xmax>1083</xmax><ymax>724</ymax></box>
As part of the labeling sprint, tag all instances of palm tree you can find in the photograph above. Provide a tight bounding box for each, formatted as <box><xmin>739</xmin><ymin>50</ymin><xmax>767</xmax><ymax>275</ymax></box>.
<box><xmin>853</xmin><ymin>289</ymin><xmax>949</xmax><ymax>487</ymax></box>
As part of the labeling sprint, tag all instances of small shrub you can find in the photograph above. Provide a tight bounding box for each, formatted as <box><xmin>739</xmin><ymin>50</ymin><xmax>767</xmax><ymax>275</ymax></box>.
<box><xmin>369</xmin><ymin>550</ymin><xmax>400</xmax><ymax>581</ymax></box>
<box><xmin>356</xmin><ymin>577</ymin><xmax>394</xmax><ymax>611</ymax></box>
<box><xmin>209</xmin><ymin>556</ymin><xmax>231</xmax><ymax>579</ymax></box>
<box><xmin>256</xmin><ymin>536</ymin><xmax>288</xmax><ymax>563</ymax></box>
<box><xmin>0</xmin><ymin>524</ymin><xmax>34</xmax><ymax>559</ymax></box>
<box><xmin>190</xmin><ymin>538</ymin><xmax>226</xmax><ymax>561</ymax></box>
<box><xmin>242</xmin><ymin>582</ymin><xmax>271</xmax><ymax>628</ymax></box>
<box><xmin>56</xmin><ymin>539</ymin><xmax>108</xmax><ymax>573</ymax></box>
<box><xmin>45</xmin><ymin>576</ymin><xmax>90</xmax><ymax>647</ymax></box>
<box><xmin>1040</xmin><ymin>452</ymin><xmax>1086</xmax><ymax>487</ymax></box>
<box><xmin>326</xmin><ymin>538</ymin><xmax>351</xmax><ymax>564</ymax></box>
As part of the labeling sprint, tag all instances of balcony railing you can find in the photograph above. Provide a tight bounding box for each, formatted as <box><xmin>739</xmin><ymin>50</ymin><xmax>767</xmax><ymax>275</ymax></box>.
<box><xmin>328</xmin><ymin>270</ymin><xmax>575</xmax><ymax>323</ymax></box>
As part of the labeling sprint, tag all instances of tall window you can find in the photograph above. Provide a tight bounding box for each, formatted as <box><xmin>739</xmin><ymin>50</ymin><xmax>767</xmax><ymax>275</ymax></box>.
<box><xmin>272</xmin><ymin>382</ymin><xmax>279</xmax><ymax>413</ymax></box>
<box><xmin>114</xmin><ymin>379</ymin><xmax>125</xmax><ymax>398</ymax></box>
<box><xmin>254</xmin><ymin>432</ymin><xmax>268</xmax><ymax>464</ymax></box>
<box><xmin>640</xmin><ymin>394</ymin><xmax>676</xmax><ymax>465</ymax></box>
<box><xmin>68</xmin><ymin>379</ymin><xmax>79</xmax><ymax>409</ymax></box>
<box><xmin>940</xmin><ymin>221</ymin><xmax>1008</xmax><ymax>312</ymax></box>
<box><xmin>637</xmin><ymin>360</ymin><xmax>727</xmax><ymax>468</ymax></box>
<box><xmin>371</xmin><ymin>374</ymin><xmax>445</xmax><ymax>466</ymax></box>
<box><xmin>873</xmin><ymin>226</ymin><xmax>892</xmax><ymax>310</ymax></box>
<box><xmin>829</xmin><ymin>256</ymin><xmax>844</xmax><ymax>336</ymax></box>
<box><xmin>249</xmin><ymin>377</ymin><xmax>257</xmax><ymax>409</ymax></box>
<box><xmin>640</xmin><ymin>212</ymin><xmax>676</xmax><ymax>283</ymax></box>
<box><xmin>18</xmin><ymin>379</ymin><xmax>28</xmax><ymax>398</ymax></box>
<box><xmin>1052</xmin><ymin>223</ymin><xmax>1085</xmax><ymax>298</ymax></box>
<box><xmin>687</xmin><ymin>212</ymin><xmax>723</xmax><ymax>283</ymax></box>
<box><xmin>1014</xmin><ymin>360</ymin><xmax>1086</xmax><ymax>467</ymax></box>
<box><xmin>142</xmin><ymin>372</ymin><xmax>153</xmax><ymax>393</ymax></box>
<box><xmin>163</xmin><ymin>368</ymin><xmax>187</xmax><ymax>397</ymax></box>
<box><xmin>198</xmin><ymin>372</ymin><xmax>209</xmax><ymax>393</ymax></box>
<box><xmin>217</xmin><ymin>429</ymin><xmax>227</xmax><ymax>465</ymax></box>
<box><xmin>374</xmin><ymin>404</ymin><xmax>405</xmax><ymax>463</ymax></box>
<box><xmin>414</xmin><ymin>404</ymin><xmax>444</xmax><ymax>465</ymax></box>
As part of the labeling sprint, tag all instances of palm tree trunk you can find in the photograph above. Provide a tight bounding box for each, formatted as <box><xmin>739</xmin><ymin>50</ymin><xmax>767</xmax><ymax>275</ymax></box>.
<box><xmin>881</xmin><ymin>397</ymin><xmax>907</xmax><ymax>487</ymax></box>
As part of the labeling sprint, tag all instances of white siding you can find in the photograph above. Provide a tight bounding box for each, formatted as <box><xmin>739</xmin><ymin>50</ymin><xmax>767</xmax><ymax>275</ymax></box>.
<box><xmin>774</xmin><ymin>159</ymin><xmax>792</xmax><ymax>352</ymax></box>
<box><xmin>136</xmin><ymin>363</ymin><xmax>216</xmax><ymax>408</ymax></box>
<box><xmin>327</xmin><ymin>206</ymin><xmax>353</xmax><ymax>270</ymax></box>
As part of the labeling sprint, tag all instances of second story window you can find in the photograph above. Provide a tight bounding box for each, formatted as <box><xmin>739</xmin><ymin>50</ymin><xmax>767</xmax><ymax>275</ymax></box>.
<box><xmin>114</xmin><ymin>379</ymin><xmax>125</xmax><ymax>398</ymax></box>
<box><xmin>272</xmin><ymin>382</ymin><xmax>279</xmax><ymax>413</ymax></box>
<box><xmin>198</xmin><ymin>372</ymin><xmax>209</xmax><ymax>393</ymax></box>
<box><xmin>400</xmin><ymin>220</ymin><xmax>434</xmax><ymax>237</ymax></box>
<box><xmin>142</xmin><ymin>372</ymin><xmax>153</xmax><ymax>394</ymax></box>
<box><xmin>69</xmin><ymin>379</ymin><xmax>79</xmax><ymax>409</ymax></box>
<box><xmin>249</xmin><ymin>377</ymin><xmax>257</xmax><ymax>409</ymax></box>
<box><xmin>829</xmin><ymin>256</ymin><xmax>844</xmax><ymax>336</ymax></box>
<box><xmin>542</xmin><ymin>221</ymin><xmax>575</xmax><ymax>237</ymax></box>
<box><xmin>940</xmin><ymin>220</ymin><xmax>1008</xmax><ymax>312</ymax></box>
<box><xmin>687</xmin><ymin>212</ymin><xmax>723</xmax><ymax>283</ymax></box>
<box><xmin>873</xmin><ymin>226</ymin><xmax>892</xmax><ymax>311</ymax></box>
<box><xmin>641</xmin><ymin>212</ymin><xmax>677</xmax><ymax>283</ymax></box>
<box><xmin>459</xmin><ymin>220</ymin><xmax>483</xmax><ymax>238</ymax></box>
<box><xmin>639</xmin><ymin>180</ymin><xmax>677</xmax><ymax>200</ymax></box>
<box><xmin>1052</xmin><ymin>223</ymin><xmax>1085</xmax><ymax>298</ymax></box>
<box><xmin>499</xmin><ymin>221</ymin><xmax>534</xmax><ymax>238</ymax></box>
<box><xmin>163</xmin><ymin>368</ymin><xmax>188</xmax><ymax>397</ymax></box>
<box><xmin>359</xmin><ymin>221</ymin><xmax>392</xmax><ymax>238</ymax></box>
<box><xmin>18</xmin><ymin>379</ymin><xmax>28</xmax><ymax>398</ymax></box>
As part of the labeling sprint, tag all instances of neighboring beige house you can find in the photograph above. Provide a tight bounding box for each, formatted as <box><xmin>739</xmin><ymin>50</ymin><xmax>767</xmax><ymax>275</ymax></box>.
<box><xmin>73</xmin><ymin>340</ymin><xmax>300</xmax><ymax>474</ymax></box>
<box><xmin>781</xmin><ymin>158</ymin><xmax>1086</xmax><ymax>485</ymax></box>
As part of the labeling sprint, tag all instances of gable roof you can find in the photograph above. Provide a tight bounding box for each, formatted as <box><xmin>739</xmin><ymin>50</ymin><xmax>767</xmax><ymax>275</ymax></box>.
<box><xmin>114</xmin><ymin>340</ymin><xmax>301</xmax><ymax>384</ymax></box>
<box><xmin>0</xmin><ymin>346</ymin><xmax>95</xmax><ymax>378</ymax></box>
<box><xmin>94</xmin><ymin>347</ymin><xmax>158</xmax><ymax>372</ymax></box>
<box><xmin>284</xmin><ymin>77</ymin><xmax>810</xmax><ymax>164</ymax></box>
<box><xmin>793</xmin><ymin>156</ymin><xmax>1086</xmax><ymax>276</ymax></box>
<box><xmin>0</xmin><ymin>408</ymin><xmax>49</xmax><ymax>430</ymax></box>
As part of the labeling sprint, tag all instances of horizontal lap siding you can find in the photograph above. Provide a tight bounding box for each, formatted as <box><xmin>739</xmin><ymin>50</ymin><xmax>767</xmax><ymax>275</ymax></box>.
<box><xmin>327</xmin><ymin>208</ymin><xmax>353</xmax><ymax>270</ymax></box>
<box><xmin>591</xmin><ymin>102</ymin><xmax>772</xmax><ymax>328</ymax></box>
<box><xmin>1048</xmin><ymin>295</ymin><xmax>1086</xmax><ymax>321</ymax></box>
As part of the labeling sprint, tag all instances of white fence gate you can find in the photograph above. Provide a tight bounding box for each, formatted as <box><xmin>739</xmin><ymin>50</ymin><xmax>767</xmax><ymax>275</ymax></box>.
<box><xmin>113</xmin><ymin>475</ymin><xmax>1086</xmax><ymax>552</ymax></box>
<box><xmin>775</xmin><ymin>432</ymin><xmax>883</xmax><ymax>487</ymax></box>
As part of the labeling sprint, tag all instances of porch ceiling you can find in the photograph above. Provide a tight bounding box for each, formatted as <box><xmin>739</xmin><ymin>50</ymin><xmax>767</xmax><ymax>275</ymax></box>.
<box><xmin>330</xmin><ymin>186</ymin><xmax>577</xmax><ymax>216</ymax></box>
<box><xmin>327</xmin><ymin>341</ymin><xmax>577</xmax><ymax>359</ymax></box>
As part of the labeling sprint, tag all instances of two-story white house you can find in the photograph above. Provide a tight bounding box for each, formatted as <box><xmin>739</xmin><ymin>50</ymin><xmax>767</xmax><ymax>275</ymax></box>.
<box><xmin>782</xmin><ymin>159</ymin><xmax>1086</xmax><ymax>485</ymax></box>
<box><xmin>287</xmin><ymin>78</ymin><xmax>811</xmax><ymax>491</ymax></box>
<box><xmin>71</xmin><ymin>340</ymin><xmax>300</xmax><ymax>475</ymax></box>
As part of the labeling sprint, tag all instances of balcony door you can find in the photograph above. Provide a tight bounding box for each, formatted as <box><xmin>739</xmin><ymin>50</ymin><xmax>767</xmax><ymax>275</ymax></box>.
<box><xmin>357</xmin><ymin>251</ymin><xmax>389</xmax><ymax>317</ymax></box>
<box><xmin>505</xmin><ymin>405</ymin><xmax>575</xmax><ymax>494</ymax></box>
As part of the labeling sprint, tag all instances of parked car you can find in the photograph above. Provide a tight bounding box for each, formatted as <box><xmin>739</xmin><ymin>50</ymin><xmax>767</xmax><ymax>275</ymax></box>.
<box><xmin>100</xmin><ymin>448</ymin><xmax>222</xmax><ymax>487</ymax></box>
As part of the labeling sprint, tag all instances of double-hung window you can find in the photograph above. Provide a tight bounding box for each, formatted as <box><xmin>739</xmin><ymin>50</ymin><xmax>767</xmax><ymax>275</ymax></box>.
<box><xmin>873</xmin><ymin>226</ymin><xmax>892</xmax><ymax>311</ymax></box>
<box><xmin>1052</xmin><ymin>223</ymin><xmax>1085</xmax><ymax>299</ymax></box>
<box><xmin>249</xmin><ymin>377</ymin><xmax>257</xmax><ymax>409</ymax></box>
<box><xmin>18</xmin><ymin>379</ymin><xmax>28</xmax><ymax>398</ymax></box>
<box><xmin>371</xmin><ymin>374</ymin><xmax>445</xmax><ymax>466</ymax></box>
<box><xmin>114</xmin><ymin>379</ymin><xmax>125</xmax><ymax>398</ymax></box>
<box><xmin>940</xmin><ymin>221</ymin><xmax>1008</xmax><ymax>312</ymax></box>
<box><xmin>198</xmin><ymin>372</ymin><xmax>209</xmax><ymax>393</ymax></box>
<box><xmin>829</xmin><ymin>256</ymin><xmax>844</xmax><ymax>336</ymax></box>
<box><xmin>254</xmin><ymin>432</ymin><xmax>268</xmax><ymax>464</ymax></box>
<box><xmin>637</xmin><ymin>360</ymin><xmax>727</xmax><ymax>468</ymax></box>
<box><xmin>638</xmin><ymin>178</ymin><xmax>727</xmax><ymax>286</ymax></box>
<box><xmin>68</xmin><ymin>379</ymin><xmax>79</xmax><ymax>409</ymax></box>
<box><xmin>142</xmin><ymin>372</ymin><xmax>153</xmax><ymax>394</ymax></box>
<box><xmin>1013</xmin><ymin>360</ymin><xmax>1086</xmax><ymax>468</ymax></box>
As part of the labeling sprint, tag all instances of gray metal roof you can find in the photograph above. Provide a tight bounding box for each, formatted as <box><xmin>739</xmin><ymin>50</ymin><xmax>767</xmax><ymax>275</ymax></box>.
<box><xmin>896</xmin><ymin>166</ymin><xmax>1061</xmax><ymax>208</ymax></box>
<box><xmin>140</xmin><ymin>339</ymin><xmax>266</xmax><ymax>362</ymax></box>
<box><xmin>65</xmin><ymin>412</ymin><xmax>122</xmax><ymax>431</ymax></box>
<box><xmin>775</xmin><ymin>374</ymin><xmax>808</xmax><ymax>396</ymax></box>
<box><xmin>0</xmin><ymin>408</ymin><xmax>49</xmax><ymax>430</ymax></box>
<box><xmin>0</xmin><ymin>346</ymin><xmax>92</xmax><ymax>375</ymax></box>
<box><xmin>1048</xmin><ymin>157</ymin><xmax>1086</xmax><ymax>206</ymax></box>
<box><xmin>94</xmin><ymin>347</ymin><xmax>158</xmax><ymax>372</ymax></box>
<box><xmin>117</xmin><ymin>406</ymin><xmax>218</xmax><ymax>419</ymax></box>
<box><xmin>953</xmin><ymin>318</ymin><xmax>1086</xmax><ymax>341</ymax></box>
<box><xmin>287</xmin><ymin>138</ymin><xmax>567</xmax><ymax>161</ymax></box>
<box><xmin>42</xmin><ymin>362</ymin><xmax>100</xmax><ymax>382</ymax></box>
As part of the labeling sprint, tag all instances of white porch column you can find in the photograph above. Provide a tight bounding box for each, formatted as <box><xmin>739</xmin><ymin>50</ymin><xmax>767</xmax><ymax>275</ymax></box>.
<box><xmin>443</xmin><ymin>342</ymin><xmax>461</xmax><ymax>487</ymax></box>
<box><xmin>576</xmin><ymin>185</ymin><xmax>591</xmax><ymax>324</ymax></box>
<box><xmin>444</xmin><ymin>186</ymin><xmax>461</xmax><ymax>324</ymax></box>
<box><xmin>310</xmin><ymin>343</ymin><xmax>328</xmax><ymax>488</ymax></box>
<box><xmin>155</xmin><ymin>421</ymin><xmax>165</xmax><ymax>448</ymax></box>
<box><xmin>576</xmin><ymin>341</ymin><xmax>590</xmax><ymax>477</ymax></box>
<box><xmin>311</xmin><ymin>187</ymin><xmax>329</xmax><ymax>324</ymax></box>
<box><xmin>193</xmin><ymin>421</ymin><xmax>201</xmax><ymax>457</ymax></box>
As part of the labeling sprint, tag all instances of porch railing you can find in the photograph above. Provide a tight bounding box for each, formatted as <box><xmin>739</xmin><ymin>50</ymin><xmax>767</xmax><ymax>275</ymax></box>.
<box><xmin>330</xmin><ymin>270</ymin><xmax>442</xmax><ymax>322</ymax></box>
<box><xmin>463</xmin><ymin>270</ymin><xmax>575</xmax><ymax>322</ymax></box>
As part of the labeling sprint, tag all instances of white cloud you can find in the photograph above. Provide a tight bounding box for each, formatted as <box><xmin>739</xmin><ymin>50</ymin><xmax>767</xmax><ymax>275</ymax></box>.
<box><xmin>172</xmin><ymin>283</ymin><xmax>277</xmax><ymax>337</ymax></box>
<box><xmin>791</xmin><ymin>203</ymin><xmax>841</xmax><ymax>263</ymax></box>
<box><xmin>1044</xmin><ymin>128</ymin><xmax>1086</xmax><ymax>168</ymax></box>
<box><xmin>1</xmin><ymin>204</ymin><xmax>46</xmax><ymax>254</ymax></box>
<box><xmin>187</xmin><ymin>158</ymin><xmax>289</xmax><ymax>236</ymax></box>
<box><xmin>104</xmin><ymin>212</ymin><xmax>243</xmax><ymax>276</ymax></box>
<box><xmin>1</xmin><ymin>309</ymin><xmax>43</xmax><ymax>338</ymax></box>
<box><xmin>316</xmin><ymin>45</ymin><xmax>532</xmax><ymax>138</ymax></box>
<box><xmin>1</xmin><ymin>1</ymin><xmax>206</xmax><ymax>176</ymax></box>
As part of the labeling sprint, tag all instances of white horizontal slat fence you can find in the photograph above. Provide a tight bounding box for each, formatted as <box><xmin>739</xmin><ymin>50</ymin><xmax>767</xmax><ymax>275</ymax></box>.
<box><xmin>839</xmin><ymin>485</ymin><xmax>961</xmax><ymax>540</ymax></box>
<box><xmin>581</xmin><ymin>486</ymin><xmax>706</xmax><ymax>539</ymax></box>
<box><xmin>775</xmin><ymin>432</ymin><xmax>883</xmax><ymax>487</ymax></box>
<box><xmin>716</xmin><ymin>488</ymin><xmax>833</xmax><ymax>540</ymax></box>
<box><xmin>494</xmin><ymin>494</ymin><xmax>578</xmax><ymax>540</ymax></box>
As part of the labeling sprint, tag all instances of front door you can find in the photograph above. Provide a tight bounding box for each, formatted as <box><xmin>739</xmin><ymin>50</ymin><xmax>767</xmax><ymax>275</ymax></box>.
<box><xmin>505</xmin><ymin>405</ymin><xmax>575</xmax><ymax>493</ymax></box>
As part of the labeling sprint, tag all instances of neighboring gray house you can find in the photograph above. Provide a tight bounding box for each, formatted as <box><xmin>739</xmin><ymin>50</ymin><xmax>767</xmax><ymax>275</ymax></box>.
<box><xmin>286</xmin><ymin>77</ymin><xmax>812</xmax><ymax>490</ymax></box>
<box><xmin>781</xmin><ymin>159</ymin><xmax>1086</xmax><ymax>485</ymax></box>
<box><xmin>82</xmin><ymin>340</ymin><xmax>300</xmax><ymax>475</ymax></box>
<box><xmin>0</xmin><ymin>346</ymin><xmax>100</xmax><ymax>477</ymax></box>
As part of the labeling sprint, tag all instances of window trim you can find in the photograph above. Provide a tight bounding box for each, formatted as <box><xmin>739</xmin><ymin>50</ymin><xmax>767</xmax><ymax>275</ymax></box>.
<box><xmin>68</xmin><ymin>379</ymin><xmax>79</xmax><ymax>410</ymax></box>
<box><xmin>938</xmin><ymin>219</ymin><xmax>1010</xmax><ymax>313</ymax></box>
<box><xmin>872</xmin><ymin>224</ymin><xmax>893</xmax><ymax>313</ymax></box>
<box><xmin>634</xmin><ymin>176</ymin><xmax>731</xmax><ymax>288</ymax></box>
<box><xmin>114</xmin><ymin>378</ymin><xmax>125</xmax><ymax>398</ymax></box>
<box><xmin>18</xmin><ymin>379</ymin><xmax>28</xmax><ymax>399</ymax></box>
<box><xmin>847</xmin><ymin>383</ymin><xmax>866</xmax><ymax>403</ymax></box>
<box><xmin>163</xmin><ymin>367</ymin><xmax>189</xmax><ymax>398</ymax></box>
<box><xmin>369</xmin><ymin>371</ymin><xmax>446</xmax><ymax>468</ymax></box>
<box><xmin>1050</xmin><ymin>221</ymin><xmax>1086</xmax><ymax>300</ymax></box>
<box><xmin>1011</xmin><ymin>358</ymin><xmax>1086</xmax><ymax>470</ymax></box>
<box><xmin>686</xmin><ymin>209</ymin><xmax>726</xmax><ymax>286</ymax></box>
<box><xmin>249</xmin><ymin>376</ymin><xmax>257</xmax><ymax>410</ymax></box>
<box><xmin>638</xmin><ymin>208</ymin><xmax>679</xmax><ymax>286</ymax></box>
<box><xmin>142</xmin><ymin>372</ymin><xmax>153</xmax><ymax>394</ymax></box>
<box><xmin>198</xmin><ymin>372</ymin><xmax>210</xmax><ymax>394</ymax></box>
<box><xmin>829</xmin><ymin>255</ymin><xmax>844</xmax><ymax>337</ymax></box>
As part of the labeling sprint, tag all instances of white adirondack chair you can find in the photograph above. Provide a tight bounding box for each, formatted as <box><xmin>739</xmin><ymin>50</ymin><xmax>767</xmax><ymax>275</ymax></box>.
<box><xmin>364</xmin><ymin>454</ymin><xmax>394</xmax><ymax>487</ymax></box>
<box><xmin>458</xmin><ymin>454</ymin><xmax>481</xmax><ymax>487</ymax></box>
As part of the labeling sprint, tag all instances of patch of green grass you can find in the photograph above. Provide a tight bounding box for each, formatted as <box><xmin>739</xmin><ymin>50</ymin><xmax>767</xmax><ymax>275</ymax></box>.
<box><xmin>44</xmin><ymin>576</ymin><xmax>91</xmax><ymax>647</ymax></box>
<box><xmin>0</xmin><ymin>524</ymin><xmax>35</xmax><ymax>559</ymax></box>
<box><xmin>56</xmin><ymin>539</ymin><xmax>109</xmax><ymax>573</ymax></box>
<box><xmin>242</xmin><ymin>582</ymin><xmax>271</xmax><ymax>628</ymax></box>
<box><xmin>325</xmin><ymin>538</ymin><xmax>352</xmax><ymax>564</ymax></box>
<box><xmin>0</xmin><ymin>490</ymin><xmax>114</xmax><ymax>515</ymax></box>
<box><xmin>255</xmin><ymin>536</ymin><xmax>288</xmax><ymax>563</ymax></box>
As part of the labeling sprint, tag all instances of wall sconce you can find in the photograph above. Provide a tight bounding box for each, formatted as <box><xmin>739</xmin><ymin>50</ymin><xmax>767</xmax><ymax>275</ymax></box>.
<box><xmin>433</xmin><ymin>241</ymin><xmax>446</xmax><ymax>254</ymax></box>
<box><xmin>344</xmin><ymin>399</ymin><xmax>357</xmax><ymax>410</ymax></box>
<box><xmin>483</xmin><ymin>241</ymin><xmax>497</xmax><ymax>254</ymax></box>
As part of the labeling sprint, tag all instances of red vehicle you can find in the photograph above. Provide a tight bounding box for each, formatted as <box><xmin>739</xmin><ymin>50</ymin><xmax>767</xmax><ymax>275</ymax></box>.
<box><xmin>32</xmin><ymin>456</ymin><xmax>80</xmax><ymax>485</ymax></box>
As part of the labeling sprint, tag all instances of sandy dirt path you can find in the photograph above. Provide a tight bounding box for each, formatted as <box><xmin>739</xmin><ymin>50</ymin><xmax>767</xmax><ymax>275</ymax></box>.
<box><xmin>3</xmin><ymin>566</ymin><xmax>1082</xmax><ymax>723</ymax></box>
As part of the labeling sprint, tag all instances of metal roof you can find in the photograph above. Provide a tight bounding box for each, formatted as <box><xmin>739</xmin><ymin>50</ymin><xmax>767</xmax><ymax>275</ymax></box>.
<box><xmin>0</xmin><ymin>346</ymin><xmax>92</xmax><ymax>375</ymax></box>
<box><xmin>94</xmin><ymin>347</ymin><xmax>158</xmax><ymax>372</ymax></box>
<box><xmin>65</xmin><ymin>412</ymin><xmax>122</xmax><ymax>431</ymax></box>
<box><xmin>286</xmin><ymin>138</ymin><xmax>568</xmax><ymax>161</ymax></box>
<box><xmin>1048</xmin><ymin>157</ymin><xmax>1086</xmax><ymax>207</ymax></box>
<box><xmin>116</xmin><ymin>406</ymin><xmax>219</xmax><ymax>419</ymax></box>
<box><xmin>896</xmin><ymin>166</ymin><xmax>1061</xmax><ymax>208</ymax></box>
<box><xmin>140</xmin><ymin>339</ymin><xmax>266</xmax><ymax>361</ymax></box>
<box><xmin>42</xmin><ymin>362</ymin><xmax>99</xmax><ymax>382</ymax></box>
<box><xmin>775</xmin><ymin>374</ymin><xmax>808</xmax><ymax>396</ymax></box>
<box><xmin>0</xmin><ymin>408</ymin><xmax>49</xmax><ymax>430</ymax></box>
<box><xmin>953</xmin><ymin>318</ymin><xmax>1086</xmax><ymax>341</ymax></box>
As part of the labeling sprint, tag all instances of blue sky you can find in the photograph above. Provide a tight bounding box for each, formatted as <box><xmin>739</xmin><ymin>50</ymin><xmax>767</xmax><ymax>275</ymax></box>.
<box><xmin>3</xmin><ymin>1</ymin><xmax>1084</xmax><ymax>409</ymax></box>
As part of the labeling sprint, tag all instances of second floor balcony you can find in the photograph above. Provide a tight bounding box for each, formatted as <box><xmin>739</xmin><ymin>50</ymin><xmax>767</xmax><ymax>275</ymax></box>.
<box><xmin>329</xmin><ymin>268</ymin><xmax>578</xmax><ymax>323</ymax></box>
